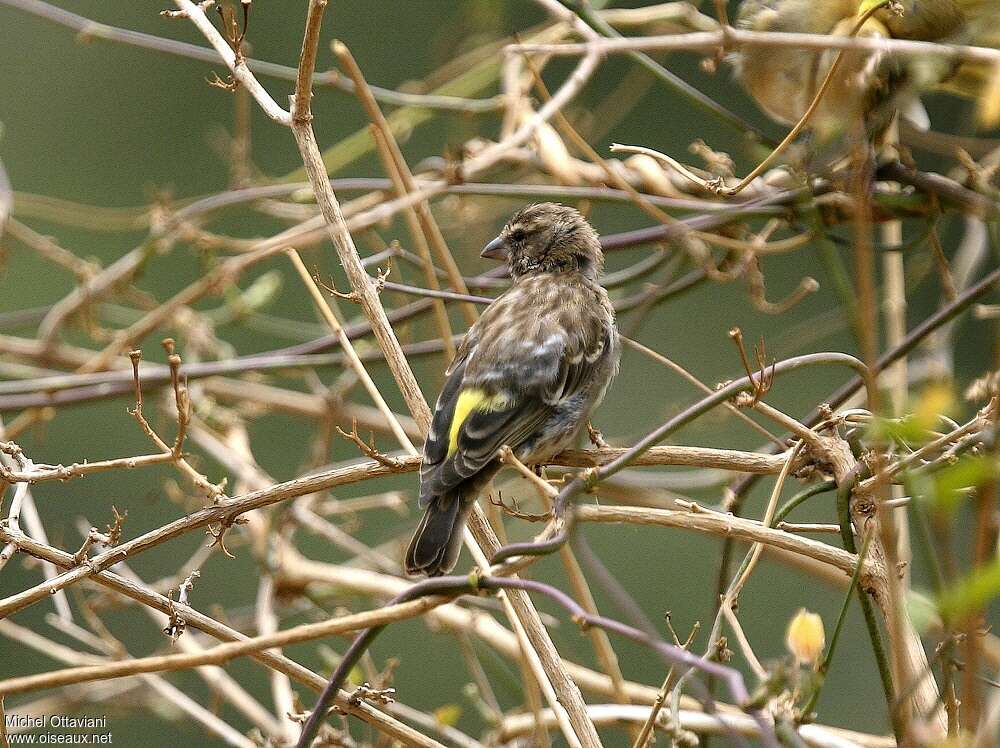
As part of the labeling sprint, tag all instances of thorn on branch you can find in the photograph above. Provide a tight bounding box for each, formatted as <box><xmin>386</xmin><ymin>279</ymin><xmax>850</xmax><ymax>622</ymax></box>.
<box><xmin>213</xmin><ymin>0</ymin><xmax>251</xmax><ymax>63</ymax></box>
<box><xmin>163</xmin><ymin>598</ymin><xmax>185</xmax><ymax>642</ymax></box>
<box><xmin>71</xmin><ymin>507</ymin><xmax>126</xmax><ymax>567</ymax></box>
<box><xmin>207</xmin><ymin>71</ymin><xmax>239</xmax><ymax>92</ymax></box>
<box><xmin>177</xmin><ymin>568</ymin><xmax>200</xmax><ymax>605</ymax></box>
<box><xmin>163</xmin><ymin>569</ymin><xmax>201</xmax><ymax>641</ymax></box>
<box><xmin>489</xmin><ymin>491</ymin><xmax>551</xmax><ymax>522</ymax></box>
<box><xmin>729</xmin><ymin>327</ymin><xmax>775</xmax><ymax>407</ymax></box>
<box><xmin>105</xmin><ymin>505</ymin><xmax>126</xmax><ymax>547</ymax></box>
<box><xmin>666</xmin><ymin>614</ymin><xmax>701</xmax><ymax>650</ymax></box>
<box><xmin>714</xmin><ymin>633</ymin><xmax>733</xmax><ymax>664</ymax></box>
<box><xmin>675</xmin><ymin>499</ymin><xmax>710</xmax><ymax>514</ymax></box>
<box><xmin>128</xmin><ymin>350</ymin><xmax>143</xmax><ymax>417</ymax></box>
<box><xmin>347</xmin><ymin>682</ymin><xmax>396</xmax><ymax>707</ymax></box>
<box><xmin>372</xmin><ymin>260</ymin><xmax>390</xmax><ymax>292</ymax></box>
<box><xmin>315</xmin><ymin>272</ymin><xmax>359</xmax><ymax>303</ymax></box>
<box><xmin>206</xmin><ymin>514</ymin><xmax>247</xmax><ymax>559</ymax></box>
<box><xmin>586</xmin><ymin>421</ymin><xmax>609</xmax><ymax>449</ymax></box>
<box><xmin>0</xmin><ymin>440</ymin><xmax>29</xmax><ymax>485</ymax></box>
<box><xmin>71</xmin><ymin>533</ymin><xmax>96</xmax><ymax>568</ymax></box>
<box><xmin>335</xmin><ymin>418</ymin><xmax>403</xmax><ymax>469</ymax></box>
<box><xmin>813</xmin><ymin>403</ymin><xmax>837</xmax><ymax>432</ymax></box>
<box><xmin>317</xmin><ymin>261</ymin><xmax>389</xmax><ymax>303</ymax></box>
<box><xmin>129</xmin><ymin>344</ymin><xmax>224</xmax><ymax>500</ymax></box>
<box><xmin>164</xmin><ymin>339</ymin><xmax>190</xmax><ymax>457</ymax></box>
<box><xmin>160</xmin><ymin>1</ymin><xmax>215</xmax><ymax>19</ymax></box>
<box><xmin>128</xmin><ymin>347</ymin><xmax>163</xmax><ymax>442</ymax></box>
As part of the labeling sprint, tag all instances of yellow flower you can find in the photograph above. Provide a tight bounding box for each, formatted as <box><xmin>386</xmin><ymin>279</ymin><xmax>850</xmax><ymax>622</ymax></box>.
<box><xmin>786</xmin><ymin>609</ymin><xmax>825</xmax><ymax>665</ymax></box>
<box><xmin>912</xmin><ymin>383</ymin><xmax>956</xmax><ymax>433</ymax></box>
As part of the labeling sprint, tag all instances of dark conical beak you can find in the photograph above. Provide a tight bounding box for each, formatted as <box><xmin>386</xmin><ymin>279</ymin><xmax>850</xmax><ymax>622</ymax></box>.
<box><xmin>480</xmin><ymin>235</ymin><xmax>508</xmax><ymax>261</ymax></box>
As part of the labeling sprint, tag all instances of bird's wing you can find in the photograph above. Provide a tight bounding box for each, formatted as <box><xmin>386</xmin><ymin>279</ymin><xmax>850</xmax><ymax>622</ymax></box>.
<box><xmin>419</xmin><ymin>288</ymin><xmax>614</xmax><ymax>505</ymax></box>
<box><xmin>420</xmin><ymin>341</ymin><xmax>474</xmax><ymax>487</ymax></box>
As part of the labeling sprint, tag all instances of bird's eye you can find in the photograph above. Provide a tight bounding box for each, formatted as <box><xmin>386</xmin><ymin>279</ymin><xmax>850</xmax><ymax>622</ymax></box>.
<box><xmin>510</xmin><ymin>229</ymin><xmax>525</xmax><ymax>242</ymax></box>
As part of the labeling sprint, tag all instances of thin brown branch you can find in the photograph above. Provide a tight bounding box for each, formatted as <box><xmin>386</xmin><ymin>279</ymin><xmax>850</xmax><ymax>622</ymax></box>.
<box><xmin>286</xmin><ymin>248</ymin><xmax>418</xmax><ymax>454</ymax></box>
<box><xmin>172</xmin><ymin>0</ymin><xmax>290</xmax><ymax>125</ymax></box>
<box><xmin>510</xmin><ymin>27</ymin><xmax>1000</xmax><ymax>66</ymax></box>
<box><xmin>575</xmin><ymin>504</ymin><xmax>865</xmax><ymax>579</ymax></box>
<box><xmin>0</xmin><ymin>527</ymin><xmax>441</xmax><ymax>746</ymax></box>
<box><xmin>292</xmin><ymin>0</ymin><xmax>327</xmax><ymax>122</ymax></box>
<box><xmin>334</xmin><ymin>40</ymin><xmax>479</xmax><ymax>327</ymax></box>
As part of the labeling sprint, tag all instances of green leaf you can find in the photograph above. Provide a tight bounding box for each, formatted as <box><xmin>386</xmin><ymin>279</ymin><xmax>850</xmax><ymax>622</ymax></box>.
<box><xmin>906</xmin><ymin>589</ymin><xmax>937</xmax><ymax>634</ymax></box>
<box><xmin>938</xmin><ymin>559</ymin><xmax>1000</xmax><ymax>623</ymax></box>
<box><xmin>931</xmin><ymin>455</ymin><xmax>995</xmax><ymax>515</ymax></box>
<box><xmin>348</xmin><ymin>664</ymin><xmax>365</xmax><ymax>686</ymax></box>
<box><xmin>869</xmin><ymin>415</ymin><xmax>925</xmax><ymax>445</ymax></box>
<box><xmin>870</xmin><ymin>384</ymin><xmax>957</xmax><ymax>445</ymax></box>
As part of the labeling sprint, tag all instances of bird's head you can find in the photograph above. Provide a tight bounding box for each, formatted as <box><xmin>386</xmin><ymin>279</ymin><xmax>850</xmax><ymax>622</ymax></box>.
<box><xmin>481</xmin><ymin>203</ymin><xmax>603</xmax><ymax>281</ymax></box>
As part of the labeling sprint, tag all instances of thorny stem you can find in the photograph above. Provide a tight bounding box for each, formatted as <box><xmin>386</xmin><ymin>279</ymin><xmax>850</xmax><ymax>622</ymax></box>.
<box><xmin>610</xmin><ymin>1</ymin><xmax>898</xmax><ymax>197</ymax></box>
<box><xmin>631</xmin><ymin>620</ymin><xmax>700</xmax><ymax>748</ymax></box>
<box><xmin>292</xmin><ymin>0</ymin><xmax>327</xmax><ymax>123</ymax></box>
<box><xmin>835</xmin><ymin>463</ymin><xmax>897</xmax><ymax>729</ymax></box>
<box><xmin>1</xmin><ymin>1</ymin><xmax>997</xmax><ymax>745</ymax></box>
<box><xmin>491</xmin><ymin>351</ymin><xmax>869</xmax><ymax>564</ymax></box>
<box><xmin>333</xmin><ymin>40</ymin><xmax>479</xmax><ymax>327</ymax></box>
<box><xmin>295</xmin><ymin>574</ymin><xmax>779</xmax><ymax>748</ymax></box>
<box><xmin>724</xmin><ymin>264</ymin><xmax>1000</xmax><ymax>545</ymax></box>
<box><xmin>555</xmin><ymin>0</ymin><xmax>775</xmax><ymax>145</ymax></box>
<box><xmin>718</xmin><ymin>0</ymin><xmax>898</xmax><ymax>196</ymax></box>
<box><xmin>286</xmin><ymin>248</ymin><xmax>418</xmax><ymax>454</ymax></box>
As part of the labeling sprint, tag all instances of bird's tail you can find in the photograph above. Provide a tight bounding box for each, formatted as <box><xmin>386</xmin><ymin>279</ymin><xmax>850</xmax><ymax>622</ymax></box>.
<box><xmin>404</xmin><ymin>491</ymin><xmax>472</xmax><ymax>577</ymax></box>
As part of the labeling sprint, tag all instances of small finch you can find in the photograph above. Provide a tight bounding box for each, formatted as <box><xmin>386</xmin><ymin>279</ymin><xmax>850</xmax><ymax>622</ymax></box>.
<box><xmin>405</xmin><ymin>203</ymin><xmax>620</xmax><ymax>576</ymax></box>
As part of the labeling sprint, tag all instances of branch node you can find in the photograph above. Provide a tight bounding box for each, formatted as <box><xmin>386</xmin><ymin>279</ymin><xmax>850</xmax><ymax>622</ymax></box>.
<box><xmin>348</xmin><ymin>682</ymin><xmax>396</xmax><ymax>707</ymax></box>
<box><xmin>205</xmin><ymin>514</ymin><xmax>246</xmax><ymax>559</ymax></box>
<box><xmin>489</xmin><ymin>491</ymin><xmax>551</xmax><ymax>522</ymax></box>
<box><xmin>335</xmin><ymin>418</ymin><xmax>403</xmax><ymax>468</ymax></box>
<box><xmin>586</xmin><ymin>421</ymin><xmax>609</xmax><ymax>449</ymax></box>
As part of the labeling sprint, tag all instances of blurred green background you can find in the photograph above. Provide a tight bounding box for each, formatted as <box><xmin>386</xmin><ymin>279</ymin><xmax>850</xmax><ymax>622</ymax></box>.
<box><xmin>0</xmin><ymin>1</ymin><xmax>996</xmax><ymax>745</ymax></box>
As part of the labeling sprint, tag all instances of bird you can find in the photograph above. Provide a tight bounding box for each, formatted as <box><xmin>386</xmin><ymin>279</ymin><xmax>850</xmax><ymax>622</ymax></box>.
<box><xmin>731</xmin><ymin>0</ymin><xmax>1000</xmax><ymax>140</ymax></box>
<box><xmin>404</xmin><ymin>203</ymin><xmax>620</xmax><ymax>577</ymax></box>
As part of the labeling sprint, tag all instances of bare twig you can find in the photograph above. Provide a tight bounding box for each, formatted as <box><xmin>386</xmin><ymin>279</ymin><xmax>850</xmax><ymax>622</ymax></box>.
<box><xmin>510</xmin><ymin>26</ymin><xmax>1000</xmax><ymax>66</ymax></box>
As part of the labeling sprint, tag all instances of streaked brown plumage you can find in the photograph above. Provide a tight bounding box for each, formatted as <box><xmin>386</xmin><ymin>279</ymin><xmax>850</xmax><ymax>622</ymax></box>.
<box><xmin>405</xmin><ymin>204</ymin><xmax>619</xmax><ymax>576</ymax></box>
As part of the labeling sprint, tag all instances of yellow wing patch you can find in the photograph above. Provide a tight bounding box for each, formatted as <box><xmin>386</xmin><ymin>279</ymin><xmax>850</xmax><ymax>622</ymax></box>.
<box><xmin>448</xmin><ymin>388</ymin><xmax>508</xmax><ymax>456</ymax></box>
